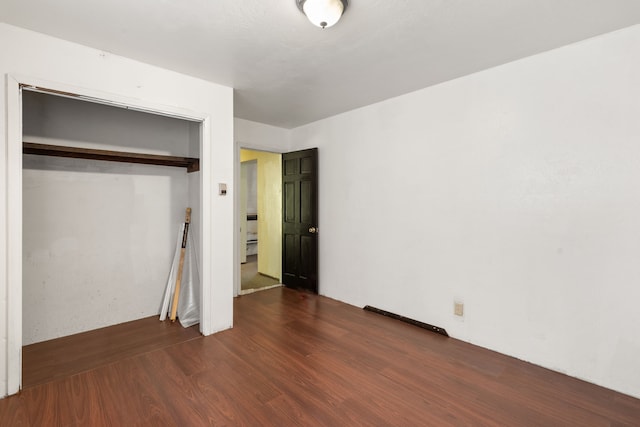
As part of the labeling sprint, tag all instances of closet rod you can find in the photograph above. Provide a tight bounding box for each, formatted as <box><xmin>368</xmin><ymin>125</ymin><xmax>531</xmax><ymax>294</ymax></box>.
<box><xmin>23</xmin><ymin>142</ymin><xmax>200</xmax><ymax>173</ymax></box>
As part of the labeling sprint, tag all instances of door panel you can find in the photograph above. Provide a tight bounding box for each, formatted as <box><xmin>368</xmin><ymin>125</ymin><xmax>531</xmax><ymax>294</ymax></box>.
<box><xmin>300</xmin><ymin>235</ymin><xmax>313</xmax><ymax>279</ymax></box>
<box><xmin>282</xmin><ymin>148</ymin><xmax>318</xmax><ymax>293</ymax></box>
<box><xmin>284</xmin><ymin>181</ymin><xmax>296</xmax><ymax>222</ymax></box>
<box><xmin>284</xmin><ymin>157</ymin><xmax>299</xmax><ymax>175</ymax></box>
<box><xmin>284</xmin><ymin>233</ymin><xmax>298</xmax><ymax>276</ymax></box>
<box><xmin>301</xmin><ymin>156</ymin><xmax>313</xmax><ymax>173</ymax></box>
<box><xmin>301</xmin><ymin>180</ymin><xmax>313</xmax><ymax>224</ymax></box>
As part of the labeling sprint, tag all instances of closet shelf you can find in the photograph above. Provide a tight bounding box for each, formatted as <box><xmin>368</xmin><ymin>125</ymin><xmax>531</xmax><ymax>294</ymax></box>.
<box><xmin>23</xmin><ymin>142</ymin><xmax>200</xmax><ymax>173</ymax></box>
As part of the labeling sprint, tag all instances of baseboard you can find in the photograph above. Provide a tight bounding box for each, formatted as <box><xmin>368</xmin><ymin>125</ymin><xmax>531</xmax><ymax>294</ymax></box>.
<box><xmin>239</xmin><ymin>284</ymin><xmax>283</xmax><ymax>296</ymax></box>
<box><xmin>258</xmin><ymin>272</ymin><xmax>280</xmax><ymax>281</ymax></box>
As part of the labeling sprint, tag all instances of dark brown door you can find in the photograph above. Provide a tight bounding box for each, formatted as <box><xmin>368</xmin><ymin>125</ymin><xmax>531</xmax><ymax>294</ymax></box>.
<box><xmin>282</xmin><ymin>148</ymin><xmax>318</xmax><ymax>293</ymax></box>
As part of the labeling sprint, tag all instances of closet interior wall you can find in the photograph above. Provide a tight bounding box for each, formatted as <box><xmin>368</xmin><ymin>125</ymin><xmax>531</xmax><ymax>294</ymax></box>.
<box><xmin>22</xmin><ymin>91</ymin><xmax>200</xmax><ymax>345</ymax></box>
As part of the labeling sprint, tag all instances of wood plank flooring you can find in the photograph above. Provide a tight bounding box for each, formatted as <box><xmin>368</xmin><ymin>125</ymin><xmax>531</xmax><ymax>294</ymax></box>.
<box><xmin>22</xmin><ymin>315</ymin><xmax>201</xmax><ymax>388</ymax></box>
<box><xmin>2</xmin><ymin>287</ymin><xmax>640</xmax><ymax>426</ymax></box>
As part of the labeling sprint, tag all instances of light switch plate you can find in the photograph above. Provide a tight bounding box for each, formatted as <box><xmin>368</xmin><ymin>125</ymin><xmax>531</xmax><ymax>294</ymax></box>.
<box><xmin>454</xmin><ymin>301</ymin><xmax>464</xmax><ymax>317</ymax></box>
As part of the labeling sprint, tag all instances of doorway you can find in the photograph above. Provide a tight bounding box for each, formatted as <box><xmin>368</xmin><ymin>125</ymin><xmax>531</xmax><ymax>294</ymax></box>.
<box><xmin>234</xmin><ymin>146</ymin><xmax>319</xmax><ymax>297</ymax></box>
<box><xmin>239</xmin><ymin>149</ymin><xmax>282</xmax><ymax>294</ymax></box>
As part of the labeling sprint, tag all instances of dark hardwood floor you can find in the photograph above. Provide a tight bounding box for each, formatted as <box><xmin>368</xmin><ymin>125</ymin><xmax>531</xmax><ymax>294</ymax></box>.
<box><xmin>22</xmin><ymin>315</ymin><xmax>201</xmax><ymax>388</ymax></box>
<box><xmin>2</xmin><ymin>287</ymin><xmax>640</xmax><ymax>426</ymax></box>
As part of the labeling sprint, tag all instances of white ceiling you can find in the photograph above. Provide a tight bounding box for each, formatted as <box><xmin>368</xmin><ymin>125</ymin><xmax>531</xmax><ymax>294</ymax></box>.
<box><xmin>3</xmin><ymin>0</ymin><xmax>640</xmax><ymax>128</ymax></box>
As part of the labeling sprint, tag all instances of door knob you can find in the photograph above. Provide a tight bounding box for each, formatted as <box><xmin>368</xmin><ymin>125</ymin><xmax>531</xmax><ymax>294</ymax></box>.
<box><xmin>309</xmin><ymin>226</ymin><xmax>318</xmax><ymax>234</ymax></box>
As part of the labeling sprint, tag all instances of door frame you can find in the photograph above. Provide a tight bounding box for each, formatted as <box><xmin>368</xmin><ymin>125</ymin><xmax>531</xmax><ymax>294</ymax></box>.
<box><xmin>233</xmin><ymin>141</ymin><xmax>286</xmax><ymax>297</ymax></box>
<box><xmin>5</xmin><ymin>74</ymin><xmax>212</xmax><ymax>395</ymax></box>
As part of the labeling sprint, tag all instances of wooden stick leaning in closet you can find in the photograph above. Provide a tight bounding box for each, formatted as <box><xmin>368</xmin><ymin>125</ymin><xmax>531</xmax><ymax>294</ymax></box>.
<box><xmin>170</xmin><ymin>208</ymin><xmax>191</xmax><ymax>322</ymax></box>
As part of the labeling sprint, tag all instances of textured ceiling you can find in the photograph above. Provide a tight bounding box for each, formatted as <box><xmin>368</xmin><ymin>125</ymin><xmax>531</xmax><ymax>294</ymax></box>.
<box><xmin>3</xmin><ymin>0</ymin><xmax>640</xmax><ymax>128</ymax></box>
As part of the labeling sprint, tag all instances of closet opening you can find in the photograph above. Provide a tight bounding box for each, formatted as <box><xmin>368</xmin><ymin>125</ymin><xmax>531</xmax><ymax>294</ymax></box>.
<box><xmin>20</xmin><ymin>88</ymin><xmax>204</xmax><ymax>388</ymax></box>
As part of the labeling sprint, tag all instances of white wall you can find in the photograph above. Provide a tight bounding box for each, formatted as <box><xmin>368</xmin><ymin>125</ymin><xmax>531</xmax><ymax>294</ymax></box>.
<box><xmin>22</xmin><ymin>92</ymin><xmax>197</xmax><ymax>345</ymax></box>
<box><xmin>235</xmin><ymin>118</ymin><xmax>290</xmax><ymax>152</ymax></box>
<box><xmin>290</xmin><ymin>25</ymin><xmax>640</xmax><ymax>398</ymax></box>
<box><xmin>0</xmin><ymin>23</ymin><xmax>234</xmax><ymax>397</ymax></box>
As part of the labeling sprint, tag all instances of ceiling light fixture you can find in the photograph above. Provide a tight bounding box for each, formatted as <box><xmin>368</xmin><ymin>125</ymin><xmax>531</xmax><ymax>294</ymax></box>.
<box><xmin>296</xmin><ymin>0</ymin><xmax>348</xmax><ymax>29</ymax></box>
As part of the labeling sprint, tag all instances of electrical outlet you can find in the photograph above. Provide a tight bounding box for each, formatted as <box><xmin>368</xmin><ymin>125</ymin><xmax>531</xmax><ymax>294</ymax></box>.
<box><xmin>454</xmin><ymin>301</ymin><xmax>464</xmax><ymax>317</ymax></box>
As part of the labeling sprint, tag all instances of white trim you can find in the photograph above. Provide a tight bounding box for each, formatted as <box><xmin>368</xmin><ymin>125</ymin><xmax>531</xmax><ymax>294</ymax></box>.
<box><xmin>239</xmin><ymin>284</ymin><xmax>283</xmax><ymax>296</ymax></box>
<box><xmin>233</xmin><ymin>141</ymin><xmax>241</xmax><ymax>297</ymax></box>
<box><xmin>6</xmin><ymin>75</ymin><xmax>22</xmax><ymax>395</ymax></box>
<box><xmin>20</xmin><ymin>86</ymin><xmax>201</xmax><ymax>123</ymax></box>
<box><xmin>5</xmin><ymin>74</ymin><xmax>213</xmax><ymax>393</ymax></box>
<box><xmin>200</xmin><ymin>117</ymin><xmax>213</xmax><ymax>335</ymax></box>
<box><xmin>12</xmin><ymin>74</ymin><xmax>206</xmax><ymax>122</ymax></box>
<box><xmin>236</xmin><ymin>141</ymin><xmax>287</xmax><ymax>155</ymax></box>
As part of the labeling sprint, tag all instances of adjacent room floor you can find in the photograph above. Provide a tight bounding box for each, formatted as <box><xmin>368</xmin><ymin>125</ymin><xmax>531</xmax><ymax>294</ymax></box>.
<box><xmin>241</xmin><ymin>254</ymin><xmax>280</xmax><ymax>292</ymax></box>
<box><xmin>3</xmin><ymin>287</ymin><xmax>639</xmax><ymax>425</ymax></box>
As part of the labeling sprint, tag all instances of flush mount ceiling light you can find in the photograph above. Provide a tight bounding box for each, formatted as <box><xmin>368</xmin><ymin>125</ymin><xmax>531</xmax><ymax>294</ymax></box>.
<box><xmin>296</xmin><ymin>0</ymin><xmax>349</xmax><ymax>29</ymax></box>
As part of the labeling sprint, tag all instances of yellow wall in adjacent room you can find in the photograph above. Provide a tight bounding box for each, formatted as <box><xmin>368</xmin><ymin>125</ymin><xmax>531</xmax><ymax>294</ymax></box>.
<box><xmin>240</xmin><ymin>149</ymin><xmax>282</xmax><ymax>280</ymax></box>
